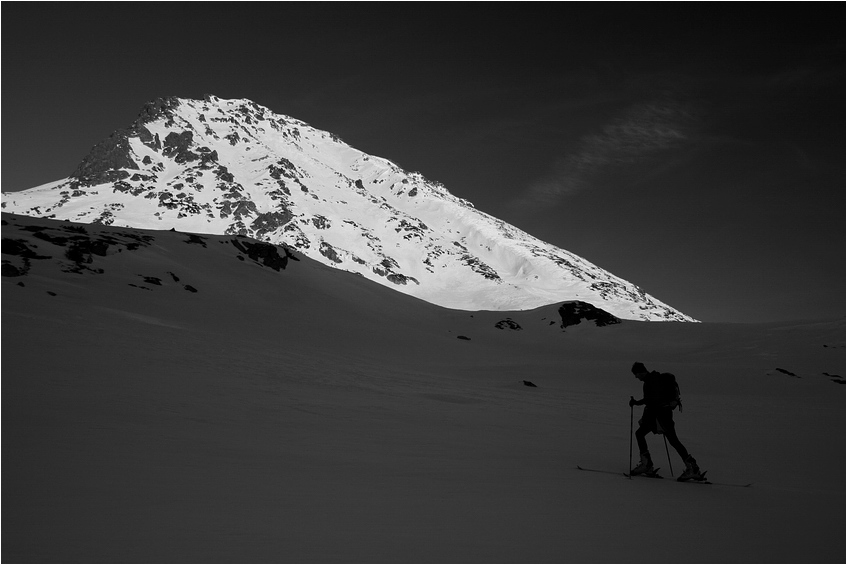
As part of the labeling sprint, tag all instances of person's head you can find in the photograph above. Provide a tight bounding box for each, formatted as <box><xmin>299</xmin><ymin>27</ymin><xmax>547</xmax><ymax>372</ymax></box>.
<box><xmin>631</xmin><ymin>362</ymin><xmax>649</xmax><ymax>381</ymax></box>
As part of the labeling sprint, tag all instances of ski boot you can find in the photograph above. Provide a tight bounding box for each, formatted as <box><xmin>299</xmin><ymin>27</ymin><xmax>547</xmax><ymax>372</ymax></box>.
<box><xmin>630</xmin><ymin>451</ymin><xmax>656</xmax><ymax>476</ymax></box>
<box><xmin>677</xmin><ymin>455</ymin><xmax>706</xmax><ymax>482</ymax></box>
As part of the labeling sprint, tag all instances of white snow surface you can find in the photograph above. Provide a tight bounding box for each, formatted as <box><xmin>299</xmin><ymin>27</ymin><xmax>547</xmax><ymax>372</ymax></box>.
<box><xmin>2</xmin><ymin>214</ymin><xmax>843</xmax><ymax>563</ymax></box>
<box><xmin>1</xmin><ymin>95</ymin><xmax>694</xmax><ymax>321</ymax></box>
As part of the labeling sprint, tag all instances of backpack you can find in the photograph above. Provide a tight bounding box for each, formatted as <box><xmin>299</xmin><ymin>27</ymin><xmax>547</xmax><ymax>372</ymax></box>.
<box><xmin>658</xmin><ymin>372</ymin><xmax>682</xmax><ymax>411</ymax></box>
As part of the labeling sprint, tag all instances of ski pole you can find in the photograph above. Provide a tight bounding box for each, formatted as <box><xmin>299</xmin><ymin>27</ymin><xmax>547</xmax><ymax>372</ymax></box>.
<box><xmin>663</xmin><ymin>434</ymin><xmax>673</xmax><ymax>475</ymax></box>
<box><xmin>629</xmin><ymin>400</ymin><xmax>634</xmax><ymax>479</ymax></box>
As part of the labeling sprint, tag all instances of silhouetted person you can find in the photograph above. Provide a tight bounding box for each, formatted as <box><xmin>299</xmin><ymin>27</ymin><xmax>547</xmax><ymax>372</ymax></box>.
<box><xmin>629</xmin><ymin>362</ymin><xmax>703</xmax><ymax>481</ymax></box>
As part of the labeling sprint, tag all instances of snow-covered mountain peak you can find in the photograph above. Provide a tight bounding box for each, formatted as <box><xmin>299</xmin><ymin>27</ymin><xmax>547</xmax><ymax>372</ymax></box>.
<box><xmin>2</xmin><ymin>95</ymin><xmax>696</xmax><ymax>321</ymax></box>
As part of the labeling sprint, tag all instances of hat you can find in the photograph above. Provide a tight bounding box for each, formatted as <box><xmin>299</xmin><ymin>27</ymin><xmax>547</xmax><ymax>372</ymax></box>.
<box><xmin>631</xmin><ymin>362</ymin><xmax>648</xmax><ymax>374</ymax></box>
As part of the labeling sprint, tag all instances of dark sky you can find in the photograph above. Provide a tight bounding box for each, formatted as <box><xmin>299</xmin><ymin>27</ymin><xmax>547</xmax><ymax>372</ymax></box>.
<box><xmin>3</xmin><ymin>3</ymin><xmax>844</xmax><ymax>323</ymax></box>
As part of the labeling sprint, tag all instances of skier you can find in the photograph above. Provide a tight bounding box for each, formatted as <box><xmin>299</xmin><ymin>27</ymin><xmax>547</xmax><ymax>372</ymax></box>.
<box><xmin>629</xmin><ymin>362</ymin><xmax>703</xmax><ymax>481</ymax></box>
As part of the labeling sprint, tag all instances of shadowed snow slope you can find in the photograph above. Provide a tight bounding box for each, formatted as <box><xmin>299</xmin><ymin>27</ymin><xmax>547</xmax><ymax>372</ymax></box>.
<box><xmin>2</xmin><ymin>214</ymin><xmax>843</xmax><ymax>563</ymax></box>
<box><xmin>1</xmin><ymin>95</ymin><xmax>694</xmax><ymax>321</ymax></box>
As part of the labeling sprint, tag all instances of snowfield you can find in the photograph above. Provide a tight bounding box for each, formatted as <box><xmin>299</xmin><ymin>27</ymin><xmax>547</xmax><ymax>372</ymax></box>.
<box><xmin>1</xmin><ymin>95</ymin><xmax>694</xmax><ymax>322</ymax></box>
<box><xmin>2</xmin><ymin>214</ymin><xmax>843</xmax><ymax>563</ymax></box>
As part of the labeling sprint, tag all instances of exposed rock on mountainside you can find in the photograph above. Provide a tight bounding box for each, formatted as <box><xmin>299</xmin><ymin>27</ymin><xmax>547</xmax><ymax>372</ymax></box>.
<box><xmin>232</xmin><ymin>238</ymin><xmax>298</xmax><ymax>271</ymax></box>
<box><xmin>558</xmin><ymin>301</ymin><xmax>621</xmax><ymax>328</ymax></box>
<box><xmin>0</xmin><ymin>214</ymin><xmax>304</xmax><ymax>295</ymax></box>
<box><xmin>1</xmin><ymin>96</ymin><xmax>695</xmax><ymax>321</ymax></box>
<box><xmin>495</xmin><ymin>318</ymin><xmax>522</xmax><ymax>330</ymax></box>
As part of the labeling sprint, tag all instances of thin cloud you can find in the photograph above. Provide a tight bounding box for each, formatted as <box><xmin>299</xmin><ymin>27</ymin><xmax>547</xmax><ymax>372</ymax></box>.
<box><xmin>518</xmin><ymin>97</ymin><xmax>697</xmax><ymax>206</ymax></box>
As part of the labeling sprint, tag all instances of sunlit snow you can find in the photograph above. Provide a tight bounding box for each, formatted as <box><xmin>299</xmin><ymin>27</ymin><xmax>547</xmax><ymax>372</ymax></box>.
<box><xmin>1</xmin><ymin>96</ymin><xmax>695</xmax><ymax>321</ymax></box>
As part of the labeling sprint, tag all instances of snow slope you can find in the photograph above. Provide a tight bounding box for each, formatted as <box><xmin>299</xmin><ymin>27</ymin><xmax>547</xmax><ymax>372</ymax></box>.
<box><xmin>1</xmin><ymin>95</ymin><xmax>694</xmax><ymax>321</ymax></box>
<box><xmin>2</xmin><ymin>214</ymin><xmax>843</xmax><ymax>563</ymax></box>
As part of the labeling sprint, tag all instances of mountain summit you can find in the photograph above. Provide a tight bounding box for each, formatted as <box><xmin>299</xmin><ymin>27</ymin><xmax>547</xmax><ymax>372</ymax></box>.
<box><xmin>1</xmin><ymin>95</ymin><xmax>694</xmax><ymax>321</ymax></box>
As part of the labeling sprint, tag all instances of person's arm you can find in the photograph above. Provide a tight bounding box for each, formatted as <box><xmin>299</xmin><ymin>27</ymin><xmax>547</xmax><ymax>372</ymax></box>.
<box><xmin>629</xmin><ymin>396</ymin><xmax>644</xmax><ymax>407</ymax></box>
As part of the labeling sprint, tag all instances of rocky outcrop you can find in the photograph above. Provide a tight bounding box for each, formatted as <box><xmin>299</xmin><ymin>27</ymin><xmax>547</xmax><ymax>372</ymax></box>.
<box><xmin>134</xmin><ymin>96</ymin><xmax>181</xmax><ymax>128</ymax></box>
<box><xmin>558</xmin><ymin>301</ymin><xmax>621</xmax><ymax>328</ymax></box>
<box><xmin>252</xmin><ymin>211</ymin><xmax>294</xmax><ymax>239</ymax></box>
<box><xmin>231</xmin><ymin>238</ymin><xmax>298</xmax><ymax>271</ymax></box>
<box><xmin>1</xmin><ymin>217</ymin><xmax>156</xmax><ymax>275</ymax></box>
<box><xmin>71</xmin><ymin>131</ymin><xmax>139</xmax><ymax>186</ymax></box>
<box><xmin>64</xmin><ymin>238</ymin><xmax>111</xmax><ymax>264</ymax></box>
<box><xmin>162</xmin><ymin>131</ymin><xmax>199</xmax><ymax>164</ymax></box>
<box><xmin>70</xmin><ymin>97</ymin><xmax>185</xmax><ymax>187</ymax></box>
<box><xmin>386</xmin><ymin>273</ymin><xmax>418</xmax><ymax>285</ymax></box>
<box><xmin>319</xmin><ymin>241</ymin><xmax>343</xmax><ymax>264</ymax></box>
<box><xmin>495</xmin><ymin>318</ymin><xmax>522</xmax><ymax>330</ymax></box>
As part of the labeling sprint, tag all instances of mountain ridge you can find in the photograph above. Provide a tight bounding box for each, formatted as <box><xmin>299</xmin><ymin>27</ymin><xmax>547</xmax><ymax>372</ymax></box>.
<box><xmin>1</xmin><ymin>95</ymin><xmax>695</xmax><ymax>321</ymax></box>
<box><xmin>0</xmin><ymin>211</ymin><xmax>629</xmax><ymax>336</ymax></box>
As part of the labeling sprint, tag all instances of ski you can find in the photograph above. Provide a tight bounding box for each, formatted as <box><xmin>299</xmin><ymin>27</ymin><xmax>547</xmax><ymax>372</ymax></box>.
<box><xmin>626</xmin><ymin>471</ymin><xmax>712</xmax><ymax>485</ymax></box>
<box><xmin>577</xmin><ymin>466</ymin><xmax>752</xmax><ymax>488</ymax></box>
<box><xmin>625</xmin><ymin>471</ymin><xmax>668</xmax><ymax>480</ymax></box>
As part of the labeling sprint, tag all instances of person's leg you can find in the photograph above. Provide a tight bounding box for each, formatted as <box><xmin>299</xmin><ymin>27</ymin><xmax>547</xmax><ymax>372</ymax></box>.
<box><xmin>631</xmin><ymin>424</ymin><xmax>655</xmax><ymax>474</ymax></box>
<box><xmin>658</xmin><ymin>410</ymin><xmax>690</xmax><ymax>460</ymax></box>
<box><xmin>635</xmin><ymin>424</ymin><xmax>649</xmax><ymax>454</ymax></box>
<box><xmin>657</xmin><ymin>410</ymin><xmax>703</xmax><ymax>480</ymax></box>
<box><xmin>631</xmin><ymin>408</ymin><xmax>657</xmax><ymax>473</ymax></box>
<box><xmin>635</xmin><ymin>406</ymin><xmax>656</xmax><ymax>453</ymax></box>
